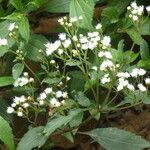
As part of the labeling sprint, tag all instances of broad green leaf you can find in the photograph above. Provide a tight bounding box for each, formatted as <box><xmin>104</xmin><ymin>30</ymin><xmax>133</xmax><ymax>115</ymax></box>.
<box><xmin>18</xmin><ymin>16</ymin><xmax>30</xmax><ymax>42</ymax></box>
<box><xmin>126</xmin><ymin>28</ymin><xmax>143</xmax><ymax>45</ymax></box>
<box><xmin>0</xmin><ymin>98</ymin><xmax>12</xmax><ymax>122</ymax></box>
<box><xmin>101</xmin><ymin>7</ymin><xmax>119</xmax><ymax>23</ymax></box>
<box><xmin>0</xmin><ymin>46</ymin><xmax>9</xmax><ymax>57</ymax></box>
<box><xmin>86</xmin><ymin>128</ymin><xmax>150</xmax><ymax>150</ymax></box>
<box><xmin>45</xmin><ymin>0</ymin><xmax>70</xmax><ymax>13</ymax></box>
<box><xmin>0</xmin><ymin>76</ymin><xmax>14</xmax><ymax>87</ymax></box>
<box><xmin>17</xmin><ymin>126</ymin><xmax>48</xmax><ymax>150</ymax></box>
<box><xmin>44</xmin><ymin>109</ymin><xmax>81</xmax><ymax>136</ymax></box>
<box><xmin>12</xmin><ymin>63</ymin><xmax>24</xmax><ymax>79</ymax></box>
<box><xmin>70</xmin><ymin>0</ymin><xmax>95</xmax><ymax>29</ymax></box>
<box><xmin>140</xmin><ymin>18</ymin><xmax>150</xmax><ymax>35</ymax></box>
<box><xmin>0</xmin><ymin>20</ymin><xmax>10</xmax><ymax>38</ymax></box>
<box><xmin>108</xmin><ymin>0</ymin><xmax>132</xmax><ymax>15</ymax></box>
<box><xmin>68</xmin><ymin>71</ymin><xmax>85</xmax><ymax>92</ymax></box>
<box><xmin>117</xmin><ymin>40</ymin><xmax>124</xmax><ymax>51</ymax></box>
<box><xmin>140</xmin><ymin>39</ymin><xmax>150</xmax><ymax>59</ymax></box>
<box><xmin>63</xmin><ymin>132</ymin><xmax>74</xmax><ymax>143</ymax></box>
<box><xmin>25</xmin><ymin>34</ymin><xmax>48</xmax><ymax>62</ymax></box>
<box><xmin>75</xmin><ymin>92</ymin><xmax>91</xmax><ymax>107</ymax></box>
<box><xmin>0</xmin><ymin>116</ymin><xmax>15</xmax><ymax>150</ymax></box>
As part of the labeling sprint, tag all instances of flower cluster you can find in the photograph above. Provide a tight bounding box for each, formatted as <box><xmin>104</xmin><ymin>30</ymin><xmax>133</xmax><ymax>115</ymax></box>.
<box><xmin>7</xmin><ymin>96</ymin><xmax>31</xmax><ymax>117</ymax></box>
<box><xmin>14</xmin><ymin>72</ymin><xmax>34</xmax><ymax>87</ymax></box>
<box><xmin>116</xmin><ymin>68</ymin><xmax>150</xmax><ymax>92</ymax></box>
<box><xmin>127</xmin><ymin>1</ymin><xmax>150</xmax><ymax>21</ymax></box>
<box><xmin>37</xmin><ymin>87</ymin><xmax>68</xmax><ymax>108</ymax></box>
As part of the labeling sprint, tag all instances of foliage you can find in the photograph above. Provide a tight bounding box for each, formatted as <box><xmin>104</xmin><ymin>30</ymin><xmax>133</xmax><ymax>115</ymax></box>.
<box><xmin>0</xmin><ymin>0</ymin><xmax>150</xmax><ymax>149</ymax></box>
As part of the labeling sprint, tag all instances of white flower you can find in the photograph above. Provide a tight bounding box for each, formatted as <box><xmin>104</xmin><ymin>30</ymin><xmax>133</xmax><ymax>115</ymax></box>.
<box><xmin>129</xmin><ymin>14</ymin><xmax>133</xmax><ymax>18</ymax></box>
<box><xmin>117</xmin><ymin>85</ymin><xmax>124</xmax><ymax>91</ymax></box>
<box><xmin>137</xmin><ymin>6</ymin><xmax>144</xmax><ymax>15</ymax></box>
<box><xmin>104</xmin><ymin>51</ymin><xmax>112</xmax><ymax>59</ymax></box>
<box><xmin>7</xmin><ymin>107</ymin><xmax>14</xmax><ymax>114</ymax></box>
<box><xmin>131</xmin><ymin>2</ymin><xmax>138</xmax><ymax>9</ymax></box>
<box><xmin>78</xmin><ymin>16</ymin><xmax>83</xmax><ymax>20</ymax></box>
<box><xmin>98</xmin><ymin>51</ymin><xmax>104</xmax><ymax>58</ymax></box>
<box><xmin>138</xmin><ymin>83</ymin><xmax>147</xmax><ymax>92</ymax></box>
<box><xmin>92</xmin><ymin>66</ymin><xmax>98</xmax><ymax>71</ymax></box>
<box><xmin>101</xmin><ymin>76</ymin><xmax>110</xmax><ymax>84</ymax></box>
<box><xmin>23</xmin><ymin>103</ymin><xmax>29</xmax><ymax>108</ymax></box>
<box><xmin>58</xmin><ymin>49</ymin><xmax>63</xmax><ymax>55</ymax></box>
<box><xmin>39</xmin><ymin>100</ymin><xmax>44</xmax><ymax>105</ymax></box>
<box><xmin>50</xmin><ymin>60</ymin><xmax>55</xmax><ymax>64</ymax></box>
<box><xmin>13</xmin><ymin>97</ymin><xmax>21</xmax><ymax>105</ymax></box>
<box><xmin>138</xmin><ymin>68</ymin><xmax>146</xmax><ymax>76</ymax></box>
<box><xmin>19</xmin><ymin>96</ymin><xmax>26</xmax><ymax>103</ymax></box>
<box><xmin>96</xmin><ymin>23</ymin><xmax>102</xmax><ymax>30</ymax></box>
<box><xmin>67</xmin><ymin>76</ymin><xmax>71</xmax><ymax>81</ymax></box>
<box><xmin>127</xmin><ymin>84</ymin><xmax>135</xmax><ymax>91</ymax></box>
<box><xmin>81</xmin><ymin>44</ymin><xmax>88</xmax><ymax>50</ymax></box>
<box><xmin>8</xmin><ymin>23</ymin><xmax>15</xmax><ymax>31</ymax></box>
<box><xmin>29</xmin><ymin>78</ymin><xmax>34</xmax><ymax>82</ymax></box>
<box><xmin>146</xmin><ymin>6</ymin><xmax>150</xmax><ymax>12</ymax></box>
<box><xmin>63</xmin><ymin>39</ymin><xmax>71</xmax><ymax>48</ymax></box>
<box><xmin>59</xmin><ymin>33</ymin><xmax>66</xmax><ymax>41</ymax></box>
<box><xmin>56</xmin><ymin>91</ymin><xmax>62</xmax><ymax>98</ymax></box>
<box><xmin>23</xmin><ymin>72</ymin><xmax>28</xmax><ymax>76</ymax></box>
<box><xmin>80</xmin><ymin>36</ymin><xmax>88</xmax><ymax>43</ymax></box>
<box><xmin>17</xmin><ymin>111</ymin><xmax>23</xmax><ymax>117</ymax></box>
<box><xmin>55</xmin><ymin>101</ymin><xmax>61</xmax><ymax>107</ymax></box>
<box><xmin>45</xmin><ymin>40</ymin><xmax>61</xmax><ymax>55</ymax></box>
<box><xmin>11</xmin><ymin>103</ymin><xmax>16</xmax><ymax>107</ymax></box>
<box><xmin>45</xmin><ymin>88</ymin><xmax>52</xmax><ymax>94</ymax></box>
<box><xmin>62</xmin><ymin>92</ymin><xmax>68</xmax><ymax>98</ymax></box>
<box><xmin>70</xmin><ymin>17</ymin><xmax>78</xmax><ymax>22</ymax></box>
<box><xmin>100</xmin><ymin>60</ymin><xmax>114</xmax><ymax>71</ymax></box>
<box><xmin>145</xmin><ymin>78</ymin><xmax>150</xmax><ymax>84</ymax></box>
<box><xmin>130</xmin><ymin>68</ymin><xmax>139</xmax><ymax>77</ymax></box>
<box><xmin>117</xmin><ymin>72</ymin><xmax>130</xmax><ymax>78</ymax></box>
<box><xmin>40</xmin><ymin>93</ymin><xmax>47</xmax><ymax>100</ymax></box>
<box><xmin>101</xmin><ymin>36</ymin><xmax>111</xmax><ymax>47</ymax></box>
<box><xmin>72</xmin><ymin>35</ymin><xmax>78</xmax><ymax>41</ymax></box>
<box><xmin>127</xmin><ymin>6</ymin><xmax>131</xmax><ymax>10</ymax></box>
<box><xmin>132</xmin><ymin>15</ymin><xmax>138</xmax><ymax>21</ymax></box>
<box><xmin>50</xmin><ymin>98</ymin><xmax>57</xmax><ymax>105</ymax></box>
<box><xmin>0</xmin><ymin>38</ymin><xmax>7</xmax><ymax>46</ymax></box>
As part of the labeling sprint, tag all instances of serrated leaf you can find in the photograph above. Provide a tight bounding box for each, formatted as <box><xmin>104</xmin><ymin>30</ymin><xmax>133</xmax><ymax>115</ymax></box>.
<box><xmin>45</xmin><ymin>0</ymin><xmax>70</xmax><ymax>13</ymax></box>
<box><xmin>75</xmin><ymin>92</ymin><xmax>91</xmax><ymax>107</ymax></box>
<box><xmin>126</xmin><ymin>28</ymin><xmax>143</xmax><ymax>45</ymax></box>
<box><xmin>70</xmin><ymin>0</ymin><xmax>95</xmax><ymax>29</ymax></box>
<box><xmin>0</xmin><ymin>116</ymin><xmax>15</xmax><ymax>150</ymax></box>
<box><xmin>108</xmin><ymin>0</ymin><xmax>132</xmax><ymax>15</ymax></box>
<box><xmin>140</xmin><ymin>39</ymin><xmax>150</xmax><ymax>59</ymax></box>
<box><xmin>12</xmin><ymin>63</ymin><xmax>24</xmax><ymax>79</ymax></box>
<box><xmin>44</xmin><ymin>109</ymin><xmax>81</xmax><ymax>136</ymax></box>
<box><xmin>101</xmin><ymin>7</ymin><xmax>119</xmax><ymax>23</ymax></box>
<box><xmin>18</xmin><ymin>16</ymin><xmax>30</xmax><ymax>42</ymax></box>
<box><xmin>86</xmin><ymin>128</ymin><xmax>150</xmax><ymax>150</ymax></box>
<box><xmin>17</xmin><ymin>126</ymin><xmax>48</xmax><ymax>150</ymax></box>
<box><xmin>25</xmin><ymin>34</ymin><xmax>48</xmax><ymax>62</ymax></box>
<box><xmin>0</xmin><ymin>76</ymin><xmax>14</xmax><ymax>87</ymax></box>
<box><xmin>42</xmin><ymin>77</ymin><xmax>62</xmax><ymax>85</ymax></box>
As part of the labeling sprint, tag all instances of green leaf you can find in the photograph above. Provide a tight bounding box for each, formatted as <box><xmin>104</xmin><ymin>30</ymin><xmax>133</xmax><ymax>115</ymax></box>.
<box><xmin>140</xmin><ymin>18</ymin><xmax>150</xmax><ymax>35</ymax></box>
<box><xmin>25</xmin><ymin>34</ymin><xmax>48</xmax><ymax>62</ymax></box>
<box><xmin>63</xmin><ymin>132</ymin><xmax>74</xmax><ymax>143</ymax></box>
<box><xmin>17</xmin><ymin>126</ymin><xmax>48</xmax><ymax>150</ymax></box>
<box><xmin>108</xmin><ymin>0</ymin><xmax>132</xmax><ymax>15</ymax></box>
<box><xmin>0</xmin><ymin>46</ymin><xmax>9</xmax><ymax>57</ymax></box>
<box><xmin>75</xmin><ymin>92</ymin><xmax>91</xmax><ymax>107</ymax></box>
<box><xmin>44</xmin><ymin>109</ymin><xmax>81</xmax><ymax>136</ymax></box>
<box><xmin>0</xmin><ymin>76</ymin><xmax>14</xmax><ymax>87</ymax></box>
<box><xmin>0</xmin><ymin>116</ymin><xmax>15</xmax><ymax>150</ymax></box>
<box><xmin>126</xmin><ymin>28</ymin><xmax>143</xmax><ymax>45</ymax></box>
<box><xmin>45</xmin><ymin>0</ymin><xmax>70</xmax><ymax>13</ymax></box>
<box><xmin>140</xmin><ymin>39</ymin><xmax>150</xmax><ymax>59</ymax></box>
<box><xmin>9</xmin><ymin>0</ymin><xmax>23</xmax><ymax>10</ymax></box>
<box><xmin>117</xmin><ymin>40</ymin><xmax>124</xmax><ymax>51</ymax></box>
<box><xmin>70</xmin><ymin>0</ymin><xmax>95</xmax><ymax>29</ymax></box>
<box><xmin>18</xmin><ymin>16</ymin><xmax>30</xmax><ymax>42</ymax></box>
<box><xmin>86</xmin><ymin>128</ymin><xmax>150</xmax><ymax>150</ymax></box>
<box><xmin>12</xmin><ymin>63</ymin><xmax>24</xmax><ymax>79</ymax></box>
<box><xmin>101</xmin><ymin>7</ymin><xmax>119</xmax><ymax>23</ymax></box>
